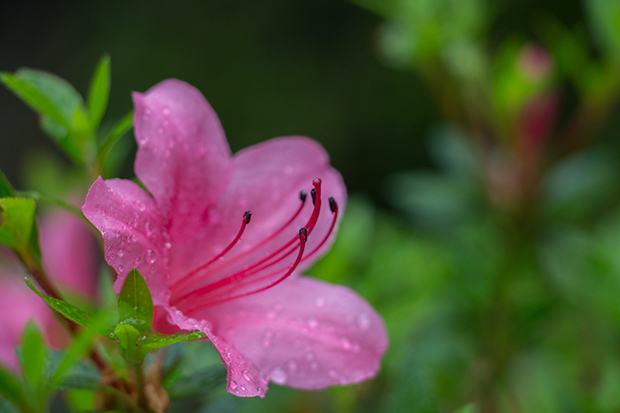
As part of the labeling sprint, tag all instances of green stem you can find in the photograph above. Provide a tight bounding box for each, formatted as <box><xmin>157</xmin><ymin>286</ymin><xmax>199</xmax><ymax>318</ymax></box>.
<box><xmin>134</xmin><ymin>361</ymin><xmax>147</xmax><ymax>411</ymax></box>
<box><xmin>16</xmin><ymin>191</ymin><xmax>86</xmax><ymax>223</ymax></box>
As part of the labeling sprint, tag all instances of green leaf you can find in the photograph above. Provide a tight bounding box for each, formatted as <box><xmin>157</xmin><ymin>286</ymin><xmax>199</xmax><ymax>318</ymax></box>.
<box><xmin>97</xmin><ymin>110</ymin><xmax>133</xmax><ymax>165</ymax></box>
<box><xmin>585</xmin><ymin>0</ymin><xmax>620</xmax><ymax>59</ymax></box>
<box><xmin>0</xmin><ymin>363</ymin><xmax>27</xmax><ymax>409</ymax></box>
<box><xmin>0</xmin><ymin>170</ymin><xmax>15</xmax><ymax>198</ymax></box>
<box><xmin>0</xmin><ymin>69</ymin><xmax>93</xmax><ymax>163</ymax></box>
<box><xmin>24</xmin><ymin>278</ymin><xmax>112</xmax><ymax>336</ymax></box>
<box><xmin>20</xmin><ymin>322</ymin><xmax>47</xmax><ymax>397</ymax></box>
<box><xmin>113</xmin><ymin>323</ymin><xmax>144</xmax><ymax>363</ymax></box>
<box><xmin>140</xmin><ymin>330</ymin><xmax>206</xmax><ymax>354</ymax></box>
<box><xmin>118</xmin><ymin>268</ymin><xmax>153</xmax><ymax>333</ymax></box>
<box><xmin>0</xmin><ymin>197</ymin><xmax>36</xmax><ymax>252</ymax></box>
<box><xmin>87</xmin><ymin>55</ymin><xmax>111</xmax><ymax>132</ymax></box>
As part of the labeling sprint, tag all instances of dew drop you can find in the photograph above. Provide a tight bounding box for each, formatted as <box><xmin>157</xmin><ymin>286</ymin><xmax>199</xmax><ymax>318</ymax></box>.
<box><xmin>145</xmin><ymin>222</ymin><xmax>154</xmax><ymax>237</ymax></box>
<box><xmin>242</xmin><ymin>370</ymin><xmax>251</xmax><ymax>381</ymax></box>
<box><xmin>118</xmin><ymin>249</ymin><xmax>125</xmax><ymax>258</ymax></box>
<box><xmin>132</xmin><ymin>234</ymin><xmax>138</xmax><ymax>242</ymax></box>
<box><xmin>147</xmin><ymin>249</ymin><xmax>157</xmax><ymax>264</ymax></box>
<box><xmin>135</xmin><ymin>257</ymin><xmax>142</xmax><ymax>265</ymax></box>
<box><xmin>162</xmin><ymin>108</ymin><xmax>171</xmax><ymax>116</ymax></box>
<box><xmin>340</xmin><ymin>338</ymin><xmax>352</xmax><ymax>351</ymax></box>
<box><xmin>329</xmin><ymin>369</ymin><xmax>338</xmax><ymax>379</ymax></box>
<box><xmin>117</xmin><ymin>265</ymin><xmax>124</xmax><ymax>273</ymax></box>
<box><xmin>270</xmin><ymin>367</ymin><xmax>287</xmax><ymax>384</ymax></box>
<box><xmin>230</xmin><ymin>380</ymin><xmax>238</xmax><ymax>390</ymax></box>
<box><xmin>135</xmin><ymin>200</ymin><xmax>146</xmax><ymax>211</ymax></box>
<box><xmin>357</xmin><ymin>313</ymin><xmax>370</xmax><ymax>329</ymax></box>
<box><xmin>165</xmin><ymin>242</ymin><xmax>172</xmax><ymax>249</ymax></box>
<box><xmin>307</xmin><ymin>317</ymin><xmax>318</xmax><ymax>329</ymax></box>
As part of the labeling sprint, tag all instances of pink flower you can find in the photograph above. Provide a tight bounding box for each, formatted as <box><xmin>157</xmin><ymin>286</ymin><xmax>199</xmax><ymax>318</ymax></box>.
<box><xmin>40</xmin><ymin>209</ymin><xmax>100</xmax><ymax>298</ymax></box>
<box><xmin>0</xmin><ymin>251</ymin><xmax>69</xmax><ymax>371</ymax></box>
<box><xmin>82</xmin><ymin>80</ymin><xmax>387</xmax><ymax>397</ymax></box>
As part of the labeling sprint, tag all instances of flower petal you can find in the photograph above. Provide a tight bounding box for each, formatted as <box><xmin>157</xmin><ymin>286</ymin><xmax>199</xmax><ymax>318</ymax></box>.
<box><xmin>154</xmin><ymin>305</ymin><xmax>269</xmax><ymax>398</ymax></box>
<box><xmin>82</xmin><ymin>177</ymin><xmax>170</xmax><ymax>305</ymax></box>
<box><xmin>39</xmin><ymin>210</ymin><xmax>99</xmax><ymax>297</ymax></box>
<box><xmin>169</xmin><ymin>137</ymin><xmax>347</xmax><ymax>305</ymax></box>
<box><xmin>187</xmin><ymin>276</ymin><xmax>387</xmax><ymax>390</ymax></box>
<box><xmin>133</xmin><ymin>79</ymin><xmax>233</xmax><ymax>250</ymax></box>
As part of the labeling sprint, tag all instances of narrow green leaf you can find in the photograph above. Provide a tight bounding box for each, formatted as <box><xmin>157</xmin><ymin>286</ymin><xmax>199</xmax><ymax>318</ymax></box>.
<box><xmin>20</xmin><ymin>322</ymin><xmax>47</xmax><ymax>393</ymax></box>
<box><xmin>24</xmin><ymin>278</ymin><xmax>112</xmax><ymax>336</ymax></box>
<box><xmin>0</xmin><ymin>69</ymin><xmax>93</xmax><ymax>163</ymax></box>
<box><xmin>118</xmin><ymin>268</ymin><xmax>153</xmax><ymax>333</ymax></box>
<box><xmin>87</xmin><ymin>55</ymin><xmax>111</xmax><ymax>132</ymax></box>
<box><xmin>0</xmin><ymin>198</ymin><xmax>36</xmax><ymax>252</ymax></box>
<box><xmin>0</xmin><ymin>170</ymin><xmax>15</xmax><ymax>198</ymax></box>
<box><xmin>166</xmin><ymin>365</ymin><xmax>226</xmax><ymax>399</ymax></box>
<box><xmin>140</xmin><ymin>330</ymin><xmax>206</xmax><ymax>353</ymax></box>
<box><xmin>0</xmin><ymin>362</ymin><xmax>28</xmax><ymax>409</ymax></box>
<box><xmin>97</xmin><ymin>110</ymin><xmax>133</xmax><ymax>164</ymax></box>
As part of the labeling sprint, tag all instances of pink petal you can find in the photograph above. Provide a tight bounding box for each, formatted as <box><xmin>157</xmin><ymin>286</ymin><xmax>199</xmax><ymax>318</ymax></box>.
<box><xmin>0</xmin><ymin>274</ymin><xmax>67</xmax><ymax>371</ymax></box>
<box><xmin>39</xmin><ymin>210</ymin><xmax>99</xmax><ymax>297</ymax></box>
<box><xmin>153</xmin><ymin>305</ymin><xmax>269</xmax><ymax>398</ymax></box>
<box><xmin>82</xmin><ymin>177</ymin><xmax>170</xmax><ymax>305</ymax></box>
<box><xmin>185</xmin><ymin>276</ymin><xmax>387</xmax><ymax>390</ymax></box>
<box><xmin>133</xmin><ymin>80</ymin><xmax>233</xmax><ymax>251</ymax></box>
<box><xmin>169</xmin><ymin>137</ymin><xmax>346</xmax><ymax>304</ymax></box>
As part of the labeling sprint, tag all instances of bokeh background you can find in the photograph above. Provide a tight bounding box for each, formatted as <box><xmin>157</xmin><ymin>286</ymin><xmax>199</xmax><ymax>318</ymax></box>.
<box><xmin>4</xmin><ymin>0</ymin><xmax>620</xmax><ymax>412</ymax></box>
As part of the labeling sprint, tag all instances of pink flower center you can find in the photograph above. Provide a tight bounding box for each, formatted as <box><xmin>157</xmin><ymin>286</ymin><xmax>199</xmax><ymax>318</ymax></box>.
<box><xmin>170</xmin><ymin>178</ymin><xmax>339</xmax><ymax>312</ymax></box>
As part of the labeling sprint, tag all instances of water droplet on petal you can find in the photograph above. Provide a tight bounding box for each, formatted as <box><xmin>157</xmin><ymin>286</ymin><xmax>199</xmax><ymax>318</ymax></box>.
<box><xmin>340</xmin><ymin>338</ymin><xmax>352</xmax><ymax>351</ymax></box>
<box><xmin>135</xmin><ymin>257</ymin><xmax>142</xmax><ymax>265</ymax></box>
<box><xmin>307</xmin><ymin>317</ymin><xmax>318</xmax><ymax>328</ymax></box>
<box><xmin>135</xmin><ymin>200</ymin><xmax>146</xmax><ymax>211</ymax></box>
<box><xmin>270</xmin><ymin>367</ymin><xmax>287</xmax><ymax>384</ymax></box>
<box><xmin>145</xmin><ymin>222</ymin><xmax>154</xmax><ymax>237</ymax></box>
<box><xmin>230</xmin><ymin>380</ymin><xmax>238</xmax><ymax>390</ymax></box>
<box><xmin>329</xmin><ymin>369</ymin><xmax>338</xmax><ymax>379</ymax></box>
<box><xmin>357</xmin><ymin>313</ymin><xmax>370</xmax><ymax>329</ymax></box>
<box><xmin>117</xmin><ymin>265</ymin><xmax>124</xmax><ymax>273</ymax></box>
<box><xmin>162</xmin><ymin>108</ymin><xmax>171</xmax><ymax>116</ymax></box>
<box><xmin>315</xmin><ymin>297</ymin><xmax>325</xmax><ymax>307</ymax></box>
<box><xmin>165</xmin><ymin>242</ymin><xmax>172</xmax><ymax>249</ymax></box>
<box><xmin>147</xmin><ymin>249</ymin><xmax>157</xmax><ymax>264</ymax></box>
<box><xmin>118</xmin><ymin>249</ymin><xmax>125</xmax><ymax>257</ymax></box>
<box><xmin>242</xmin><ymin>370</ymin><xmax>251</xmax><ymax>381</ymax></box>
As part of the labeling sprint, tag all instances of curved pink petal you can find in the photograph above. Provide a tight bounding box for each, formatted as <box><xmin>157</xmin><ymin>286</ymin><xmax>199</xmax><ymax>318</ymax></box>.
<box><xmin>169</xmin><ymin>137</ymin><xmax>346</xmax><ymax>306</ymax></box>
<box><xmin>183</xmin><ymin>276</ymin><xmax>387</xmax><ymax>390</ymax></box>
<box><xmin>82</xmin><ymin>177</ymin><xmax>170</xmax><ymax>305</ymax></box>
<box><xmin>39</xmin><ymin>210</ymin><xmax>99</xmax><ymax>297</ymax></box>
<box><xmin>133</xmin><ymin>79</ymin><xmax>233</xmax><ymax>247</ymax></box>
<box><xmin>154</xmin><ymin>305</ymin><xmax>269</xmax><ymax>398</ymax></box>
<box><xmin>0</xmin><ymin>275</ymin><xmax>67</xmax><ymax>371</ymax></box>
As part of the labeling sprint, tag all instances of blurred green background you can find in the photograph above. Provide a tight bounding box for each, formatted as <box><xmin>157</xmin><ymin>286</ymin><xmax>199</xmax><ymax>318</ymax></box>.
<box><xmin>6</xmin><ymin>0</ymin><xmax>620</xmax><ymax>412</ymax></box>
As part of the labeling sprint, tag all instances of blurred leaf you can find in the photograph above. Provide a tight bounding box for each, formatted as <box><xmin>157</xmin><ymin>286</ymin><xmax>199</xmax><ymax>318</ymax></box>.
<box><xmin>384</xmin><ymin>350</ymin><xmax>438</xmax><ymax>413</ymax></box>
<box><xmin>0</xmin><ymin>197</ymin><xmax>36</xmax><ymax>252</ymax></box>
<box><xmin>0</xmin><ymin>398</ymin><xmax>20</xmax><ymax>413</ymax></box>
<box><xmin>584</xmin><ymin>0</ymin><xmax>620</xmax><ymax>59</ymax></box>
<box><xmin>166</xmin><ymin>365</ymin><xmax>227</xmax><ymax>399</ymax></box>
<box><xmin>20</xmin><ymin>322</ymin><xmax>47</xmax><ymax>406</ymax></box>
<box><xmin>0</xmin><ymin>169</ymin><xmax>15</xmax><ymax>198</ymax></box>
<box><xmin>97</xmin><ymin>110</ymin><xmax>134</xmax><ymax>167</ymax></box>
<box><xmin>0</xmin><ymin>362</ymin><xmax>27</xmax><ymax>410</ymax></box>
<box><xmin>24</xmin><ymin>278</ymin><xmax>112</xmax><ymax>336</ymax></box>
<box><xmin>0</xmin><ymin>69</ymin><xmax>93</xmax><ymax>163</ymax></box>
<box><xmin>453</xmin><ymin>404</ymin><xmax>479</xmax><ymax>413</ymax></box>
<box><xmin>55</xmin><ymin>361</ymin><xmax>101</xmax><ymax>391</ymax></box>
<box><xmin>87</xmin><ymin>54</ymin><xmax>111</xmax><ymax>132</ymax></box>
<box><xmin>118</xmin><ymin>268</ymin><xmax>153</xmax><ymax>333</ymax></box>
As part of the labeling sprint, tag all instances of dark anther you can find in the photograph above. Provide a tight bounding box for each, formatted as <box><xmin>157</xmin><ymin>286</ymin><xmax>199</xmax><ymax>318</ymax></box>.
<box><xmin>299</xmin><ymin>190</ymin><xmax>307</xmax><ymax>203</ymax></box>
<box><xmin>311</xmin><ymin>188</ymin><xmax>316</xmax><ymax>206</ymax></box>
<box><xmin>329</xmin><ymin>197</ymin><xmax>337</xmax><ymax>213</ymax></box>
<box><xmin>244</xmin><ymin>211</ymin><xmax>252</xmax><ymax>224</ymax></box>
<box><xmin>298</xmin><ymin>227</ymin><xmax>308</xmax><ymax>241</ymax></box>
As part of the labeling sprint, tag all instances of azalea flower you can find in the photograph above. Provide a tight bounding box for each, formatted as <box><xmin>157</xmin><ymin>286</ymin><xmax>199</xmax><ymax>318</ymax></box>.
<box><xmin>82</xmin><ymin>80</ymin><xmax>388</xmax><ymax>397</ymax></box>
